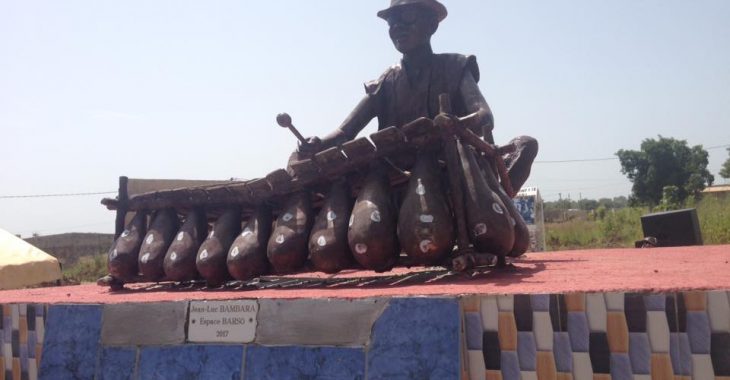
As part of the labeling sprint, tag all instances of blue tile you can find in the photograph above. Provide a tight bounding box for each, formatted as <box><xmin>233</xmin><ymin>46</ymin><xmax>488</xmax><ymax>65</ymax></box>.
<box><xmin>567</xmin><ymin>311</ymin><xmax>589</xmax><ymax>352</ymax></box>
<box><xmin>628</xmin><ymin>333</ymin><xmax>651</xmax><ymax>374</ymax></box>
<box><xmin>138</xmin><ymin>345</ymin><xmax>242</xmax><ymax>380</ymax></box>
<box><xmin>670</xmin><ymin>333</ymin><xmax>693</xmax><ymax>376</ymax></box>
<box><xmin>28</xmin><ymin>331</ymin><xmax>37</xmax><ymax>358</ymax></box>
<box><xmin>368</xmin><ymin>298</ymin><xmax>460</xmax><ymax>380</ymax></box>
<box><xmin>96</xmin><ymin>347</ymin><xmax>137</xmax><ymax>380</ymax></box>
<box><xmin>500</xmin><ymin>351</ymin><xmax>520</xmax><ymax>380</ymax></box>
<box><xmin>245</xmin><ymin>346</ymin><xmax>364</xmax><ymax>380</ymax></box>
<box><xmin>39</xmin><ymin>305</ymin><xmax>102</xmax><ymax>380</ymax></box>
<box><xmin>35</xmin><ymin>304</ymin><xmax>45</xmax><ymax>317</ymax></box>
<box><xmin>517</xmin><ymin>332</ymin><xmax>536</xmax><ymax>371</ymax></box>
<box><xmin>20</xmin><ymin>345</ymin><xmax>28</xmax><ymax>371</ymax></box>
<box><xmin>530</xmin><ymin>295</ymin><xmax>549</xmax><ymax>312</ymax></box>
<box><xmin>2</xmin><ymin>316</ymin><xmax>10</xmax><ymax>341</ymax></box>
<box><xmin>464</xmin><ymin>312</ymin><xmax>483</xmax><ymax>350</ymax></box>
<box><xmin>610</xmin><ymin>353</ymin><xmax>632</xmax><ymax>380</ymax></box>
<box><xmin>644</xmin><ymin>294</ymin><xmax>666</xmax><ymax>311</ymax></box>
<box><xmin>553</xmin><ymin>332</ymin><xmax>572</xmax><ymax>372</ymax></box>
<box><xmin>686</xmin><ymin>311</ymin><xmax>711</xmax><ymax>354</ymax></box>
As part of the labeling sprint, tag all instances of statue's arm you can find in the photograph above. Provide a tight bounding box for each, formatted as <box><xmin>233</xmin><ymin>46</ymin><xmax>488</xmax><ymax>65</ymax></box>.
<box><xmin>318</xmin><ymin>95</ymin><xmax>377</xmax><ymax>149</ymax></box>
<box><xmin>460</xmin><ymin>70</ymin><xmax>495</xmax><ymax>144</ymax></box>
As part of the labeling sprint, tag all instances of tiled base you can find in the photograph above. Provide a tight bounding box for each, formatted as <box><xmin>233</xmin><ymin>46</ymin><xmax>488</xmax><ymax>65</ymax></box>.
<box><xmin>1</xmin><ymin>290</ymin><xmax>729</xmax><ymax>380</ymax></box>
<box><xmin>0</xmin><ymin>304</ymin><xmax>45</xmax><ymax>380</ymax></box>
<box><xmin>464</xmin><ymin>291</ymin><xmax>730</xmax><ymax>380</ymax></box>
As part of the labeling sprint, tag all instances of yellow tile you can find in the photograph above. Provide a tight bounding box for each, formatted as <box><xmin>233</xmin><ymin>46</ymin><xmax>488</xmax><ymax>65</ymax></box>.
<box><xmin>556</xmin><ymin>373</ymin><xmax>573</xmax><ymax>380</ymax></box>
<box><xmin>536</xmin><ymin>352</ymin><xmax>557</xmax><ymax>380</ymax></box>
<box><xmin>593</xmin><ymin>375</ymin><xmax>610</xmax><ymax>380</ymax></box>
<box><xmin>564</xmin><ymin>293</ymin><xmax>585</xmax><ymax>312</ymax></box>
<box><xmin>498</xmin><ymin>312</ymin><xmax>517</xmax><ymax>351</ymax></box>
<box><xmin>19</xmin><ymin>318</ymin><xmax>28</xmax><ymax>344</ymax></box>
<box><xmin>462</xmin><ymin>296</ymin><xmax>480</xmax><ymax>312</ymax></box>
<box><xmin>683</xmin><ymin>291</ymin><xmax>706</xmax><ymax>311</ymax></box>
<box><xmin>36</xmin><ymin>344</ymin><xmax>43</xmax><ymax>366</ymax></box>
<box><xmin>651</xmin><ymin>354</ymin><xmax>674</xmax><ymax>380</ymax></box>
<box><xmin>606</xmin><ymin>312</ymin><xmax>629</xmax><ymax>353</ymax></box>
<box><xmin>486</xmin><ymin>370</ymin><xmax>503</xmax><ymax>380</ymax></box>
<box><xmin>12</xmin><ymin>359</ymin><xmax>21</xmax><ymax>380</ymax></box>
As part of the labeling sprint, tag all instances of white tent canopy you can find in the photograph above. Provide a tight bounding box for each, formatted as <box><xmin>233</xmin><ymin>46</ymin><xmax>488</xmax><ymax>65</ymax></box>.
<box><xmin>0</xmin><ymin>228</ymin><xmax>61</xmax><ymax>290</ymax></box>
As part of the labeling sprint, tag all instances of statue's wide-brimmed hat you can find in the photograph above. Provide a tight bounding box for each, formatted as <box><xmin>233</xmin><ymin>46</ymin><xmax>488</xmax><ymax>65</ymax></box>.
<box><xmin>377</xmin><ymin>0</ymin><xmax>448</xmax><ymax>23</ymax></box>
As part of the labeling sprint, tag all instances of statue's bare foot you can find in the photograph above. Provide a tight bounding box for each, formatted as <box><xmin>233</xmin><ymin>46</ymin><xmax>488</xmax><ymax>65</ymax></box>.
<box><xmin>495</xmin><ymin>255</ymin><xmax>518</xmax><ymax>271</ymax></box>
<box><xmin>97</xmin><ymin>274</ymin><xmax>125</xmax><ymax>290</ymax></box>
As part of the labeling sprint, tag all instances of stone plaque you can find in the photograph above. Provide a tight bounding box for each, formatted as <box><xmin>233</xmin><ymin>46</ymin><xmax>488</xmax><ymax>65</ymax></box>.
<box><xmin>187</xmin><ymin>300</ymin><xmax>258</xmax><ymax>343</ymax></box>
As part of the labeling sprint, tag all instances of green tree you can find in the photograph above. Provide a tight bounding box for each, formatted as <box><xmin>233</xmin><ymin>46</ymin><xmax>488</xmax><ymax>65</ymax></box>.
<box><xmin>658</xmin><ymin>185</ymin><xmax>682</xmax><ymax>211</ymax></box>
<box><xmin>616</xmin><ymin>136</ymin><xmax>714</xmax><ymax>205</ymax></box>
<box><xmin>720</xmin><ymin>147</ymin><xmax>730</xmax><ymax>180</ymax></box>
<box><xmin>577</xmin><ymin>198</ymin><xmax>599</xmax><ymax>211</ymax></box>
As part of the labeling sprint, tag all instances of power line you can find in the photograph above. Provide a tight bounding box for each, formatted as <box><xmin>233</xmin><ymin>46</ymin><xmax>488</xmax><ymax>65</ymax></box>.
<box><xmin>535</xmin><ymin>157</ymin><xmax>617</xmax><ymax>164</ymax></box>
<box><xmin>0</xmin><ymin>191</ymin><xmax>116</xmax><ymax>199</ymax></box>
<box><xmin>534</xmin><ymin>143</ymin><xmax>729</xmax><ymax>164</ymax></box>
<box><xmin>707</xmin><ymin>144</ymin><xmax>730</xmax><ymax>150</ymax></box>
<box><xmin>1</xmin><ymin>143</ymin><xmax>726</xmax><ymax>199</ymax></box>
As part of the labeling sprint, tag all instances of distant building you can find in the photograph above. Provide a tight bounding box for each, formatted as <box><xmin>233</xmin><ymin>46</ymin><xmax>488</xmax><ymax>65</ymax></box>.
<box><xmin>513</xmin><ymin>187</ymin><xmax>546</xmax><ymax>252</ymax></box>
<box><xmin>702</xmin><ymin>185</ymin><xmax>730</xmax><ymax>197</ymax></box>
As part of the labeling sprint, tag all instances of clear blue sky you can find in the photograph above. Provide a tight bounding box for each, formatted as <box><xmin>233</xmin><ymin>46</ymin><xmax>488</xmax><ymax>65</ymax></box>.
<box><xmin>1</xmin><ymin>0</ymin><xmax>729</xmax><ymax>237</ymax></box>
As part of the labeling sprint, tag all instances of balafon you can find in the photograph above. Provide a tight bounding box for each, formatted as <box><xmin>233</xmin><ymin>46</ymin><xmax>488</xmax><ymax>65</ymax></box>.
<box><xmin>348</xmin><ymin>162</ymin><xmax>399</xmax><ymax>272</ymax></box>
<box><xmin>309</xmin><ymin>180</ymin><xmax>355</xmax><ymax>273</ymax></box>
<box><xmin>267</xmin><ymin>191</ymin><xmax>313</xmax><ymax>274</ymax></box>
<box><xmin>227</xmin><ymin>205</ymin><xmax>272</xmax><ymax>281</ymax></box>
<box><xmin>196</xmin><ymin>207</ymin><xmax>241</xmax><ymax>286</ymax></box>
<box><xmin>163</xmin><ymin>208</ymin><xmax>208</xmax><ymax>282</ymax></box>
<box><xmin>138</xmin><ymin>208</ymin><xmax>180</xmax><ymax>281</ymax></box>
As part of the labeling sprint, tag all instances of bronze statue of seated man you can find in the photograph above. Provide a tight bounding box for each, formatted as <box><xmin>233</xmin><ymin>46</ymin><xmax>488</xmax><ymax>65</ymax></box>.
<box><xmin>294</xmin><ymin>0</ymin><xmax>537</xmax><ymax>193</ymax></box>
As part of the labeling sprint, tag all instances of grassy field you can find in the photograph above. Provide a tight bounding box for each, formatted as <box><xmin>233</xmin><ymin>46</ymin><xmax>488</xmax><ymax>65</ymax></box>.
<box><xmin>546</xmin><ymin>195</ymin><xmax>730</xmax><ymax>250</ymax></box>
<box><xmin>62</xmin><ymin>254</ymin><xmax>107</xmax><ymax>284</ymax></box>
<box><xmin>693</xmin><ymin>195</ymin><xmax>730</xmax><ymax>245</ymax></box>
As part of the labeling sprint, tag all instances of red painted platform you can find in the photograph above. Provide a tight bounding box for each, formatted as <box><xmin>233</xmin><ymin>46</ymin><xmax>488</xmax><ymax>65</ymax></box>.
<box><xmin>1</xmin><ymin>245</ymin><xmax>728</xmax><ymax>304</ymax></box>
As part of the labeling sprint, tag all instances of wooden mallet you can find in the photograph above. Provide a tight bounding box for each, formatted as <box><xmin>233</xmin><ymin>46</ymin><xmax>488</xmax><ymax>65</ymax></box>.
<box><xmin>276</xmin><ymin>113</ymin><xmax>308</xmax><ymax>146</ymax></box>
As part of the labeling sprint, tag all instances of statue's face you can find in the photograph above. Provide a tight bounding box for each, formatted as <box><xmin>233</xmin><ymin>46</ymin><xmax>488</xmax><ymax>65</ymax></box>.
<box><xmin>386</xmin><ymin>7</ymin><xmax>436</xmax><ymax>54</ymax></box>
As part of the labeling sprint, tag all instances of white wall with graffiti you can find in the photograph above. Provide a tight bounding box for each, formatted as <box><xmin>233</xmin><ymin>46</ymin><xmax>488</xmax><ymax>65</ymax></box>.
<box><xmin>513</xmin><ymin>187</ymin><xmax>546</xmax><ymax>252</ymax></box>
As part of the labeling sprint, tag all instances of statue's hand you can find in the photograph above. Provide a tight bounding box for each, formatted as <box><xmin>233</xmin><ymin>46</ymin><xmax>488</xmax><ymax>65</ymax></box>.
<box><xmin>297</xmin><ymin>136</ymin><xmax>322</xmax><ymax>156</ymax></box>
<box><xmin>434</xmin><ymin>112</ymin><xmax>459</xmax><ymax>132</ymax></box>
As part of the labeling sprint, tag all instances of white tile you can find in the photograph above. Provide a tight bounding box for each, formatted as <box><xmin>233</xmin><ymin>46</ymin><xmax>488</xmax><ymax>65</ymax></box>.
<box><xmin>586</xmin><ymin>293</ymin><xmax>607</xmax><ymax>332</ymax></box>
<box><xmin>497</xmin><ymin>295</ymin><xmax>514</xmax><ymax>312</ymax></box>
<box><xmin>647</xmin><ymin>311</ymin><xmax>670</xmax><ymax>353</ymax></box>
<box><xmin>35</xmin><ymin>316</ymin><xmax>44</xmax><ymax>343</ymax></box>
<box><xmin>633</xmin><ymin>375</ymin><xmax>651</xmax><ymax>380</ymax></box>
<box><xmin>604</xmin><ymin>292</ymin><xmax>625</xmax><ymax>311</ymax></box>
<box><xmin>468</xmin><ymin>350</ymin><xmax>486</xmax><ymax>380</ymax></box>
<box><xmin>18</xmin><ymin>303</ymin><xmax>27</xmax><ymax>317</ymax></box>
<box><xmin>3</xmin><ymin>343</ymin><xmax>11</xmax><ymax>370</ymax></box>
<box><xmin>691</xmin><ymin>354</ymin><xmax>715</xmax><ymax>380</ymax></box>
<box><xmin>520</xmin><ymin>371</ymin><xmax>538</xmax><ymax>380</ymax></box>
<box><xmin>533</xmin><ymin>312</ymin><xmax>553</xmax><ymax>351</ymax></box>
<box><xmin>481</xmin><ymin>296</ymin><xmax>499</xmax><ymax>331</ymax></box>
<box><xmin>572</xmin><ymin>352</ymin><xmax>593</xmax><ymax>380</ymax></box>
<box><xmin>29</xmin><ymin>360</ymin><xmax>38</xmax><ymax>380</ymax></box>
<box><xmin>707</xmin><ymin>290</ymin><xmax>730</xmax><ymax>332</ymax></box>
